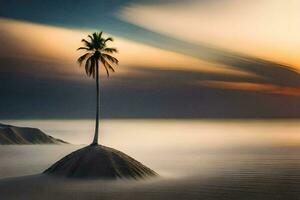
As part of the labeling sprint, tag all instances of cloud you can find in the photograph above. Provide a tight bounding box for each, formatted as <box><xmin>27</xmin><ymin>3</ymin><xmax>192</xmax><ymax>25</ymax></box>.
<box><xmin>119</xmin><ymin>0</ymin><xmax>300</xmax><ymax>69</ymax></box>
<box><xmin>2</xmin><ymin>65</ymin><xmax>300</xmax><ymax>119</ymax></box>
<box><xmin>1</xmin><ymin>17</ymin><xmax>300</xmax><ymax>118</ymax></box>
<box><xmin>117</xmin><ymin>1</ymin><xmax>300</xmax><ymax>94</ymax></box>
<box><xmin>198</xmin><ymin>81</ymin><xmax>300</xmax><ymax>96</ymax></box>
<box><xmin>0</xmin><ymin>18</ymin><xmax>253</xmax><ymax>80</ymax></box>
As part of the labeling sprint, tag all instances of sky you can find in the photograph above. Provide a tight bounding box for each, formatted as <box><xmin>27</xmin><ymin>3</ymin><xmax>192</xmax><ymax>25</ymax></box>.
<box><xmin>0</xmin><ymin>0</ymin><xmax>300</xmax><ymax>119</ymax></box>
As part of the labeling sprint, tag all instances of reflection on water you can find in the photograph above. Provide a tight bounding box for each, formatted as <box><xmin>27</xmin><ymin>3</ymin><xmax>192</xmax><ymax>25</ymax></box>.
<box><xmin>1</xmin><ymin>120</ymin><xmax>300</xmax><ymax>199</ymax></box>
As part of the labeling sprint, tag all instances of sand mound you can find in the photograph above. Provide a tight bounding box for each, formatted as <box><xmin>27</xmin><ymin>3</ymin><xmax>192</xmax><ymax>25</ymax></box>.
<box><xmin>43</xmin><ymin>145</ymin><xmax>158</xmax><ymax>179</ymax></box>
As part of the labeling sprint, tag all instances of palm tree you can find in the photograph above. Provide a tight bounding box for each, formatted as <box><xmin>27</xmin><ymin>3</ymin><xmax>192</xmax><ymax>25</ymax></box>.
<box><xmin>77</xmin><ymin>32</ymin><xmax>118</xmax><ymax>145</ymax></box>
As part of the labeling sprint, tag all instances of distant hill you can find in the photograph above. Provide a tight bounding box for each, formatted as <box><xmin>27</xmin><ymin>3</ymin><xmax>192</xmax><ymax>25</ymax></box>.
<box><xmin>0</xmin><ymin>123</ymin><xmax>68</xmax><ymax>144</ymax></box>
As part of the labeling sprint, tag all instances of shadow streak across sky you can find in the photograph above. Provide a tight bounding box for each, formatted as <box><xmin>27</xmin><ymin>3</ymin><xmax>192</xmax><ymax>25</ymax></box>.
<box><xmin>1</xmin><ymin>56</ymin><xmax>300</xmax><ymax>119</ymax></box>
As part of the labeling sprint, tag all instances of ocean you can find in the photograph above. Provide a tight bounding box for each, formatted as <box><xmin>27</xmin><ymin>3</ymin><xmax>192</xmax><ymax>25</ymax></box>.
<box><xmin>1</xmin><ymin>119</ymin><xmax>300</xmax><ymax>199</ymax></box>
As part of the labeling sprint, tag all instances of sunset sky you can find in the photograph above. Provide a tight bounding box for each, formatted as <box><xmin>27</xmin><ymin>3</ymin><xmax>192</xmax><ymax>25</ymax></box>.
<box><xmin>0</xmin><ymin>0</ymin><xmax>300</xmax><ymax>118</ymax></box>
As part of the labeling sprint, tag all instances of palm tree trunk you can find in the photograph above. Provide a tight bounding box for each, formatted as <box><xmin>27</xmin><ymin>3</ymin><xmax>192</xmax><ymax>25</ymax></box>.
<box><xmin>92</xmin><ymin>61</ymin><xmax>99</xmax><ymax>145</ymax></box>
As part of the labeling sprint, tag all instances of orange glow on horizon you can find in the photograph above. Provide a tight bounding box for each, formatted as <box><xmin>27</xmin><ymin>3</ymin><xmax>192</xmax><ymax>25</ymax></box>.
<box><xmin>198</xmin><ymin>80</ymin><xmax>300</xmax><ymax>96</ymax></box>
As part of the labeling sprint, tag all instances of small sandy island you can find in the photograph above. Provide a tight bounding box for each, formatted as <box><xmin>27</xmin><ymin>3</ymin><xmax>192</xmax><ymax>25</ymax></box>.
<box><xmin>44</xmin><ymin>144</ymin><xmax>158</xmax><ymax>179</ymax></box>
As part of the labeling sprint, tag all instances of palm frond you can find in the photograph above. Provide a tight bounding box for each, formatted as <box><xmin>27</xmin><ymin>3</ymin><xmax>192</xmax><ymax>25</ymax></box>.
<box><xmin>101</xmin><ymin>57</ymin><xmax>115</xmax><ymax>77</ymax></box>
<box><xmin>99</xmin><ymin>32</ymin><xmax>103</xmax><ymax>38</ymax></box>
<box><xmin>92</xmin><ymin>61</ymin><xmax>96</xmax><ymax>79</ymax></box>
<box><xmin>102</xmin><ymin>53</ymin><xmax>119</xmax><ymax>64</ymax></box>
<box><xmin>77</xmin><ymin>53</ymin><xmax>91</xmax><ymax>65</ymax></box>
<box><xmin>104</xmin><ymin>65</ymin><xmax>110</xmax><ymax>77</ymax></box>
<box><xmin>92</xmin><ymin>32</ymin><xmax>98</xmax><ymax>41</ymax></box>
<box><xmin>88</xmin><ymin>35</ymin><xmax>93</xmax><ymax>42</ymax></box>
<box><xmin>90</xmin><ymin>57</ymin><xmax>96</xmax><ymax>78</ymax></box>
<box><xmin>77</xmin><ymin>47</ymin><xmax>90</xmax><ymax>51</ymax></box>
<box><xmin>88</xmin><ymin>35</ymin><xmax>96</xmax><ymax>48</ymax></box>
<box><xmin>85</xmin><ymin>57</ymin><xmax>92</xmax><ymax>77</ymax></box>
<box><xmin>102</xmin><ymin>47</ymin><xmax>118</xmax><ymax>53</ymax></box>
<box><xmin>81</xmin><ymin>39</ymin><xmax>93</xmax><ymax>49</ymax></box>
<box><xmin>104</xmin><ymin>37</ymin><xmax>113</xmax><ymax>43</ymax></box>
<box><xmin>107</xmin><ymin>64</ymin><xmax>115</xmax><ymax>72</ymax></box>
<box><xmin>102</xmin><ymin>57</ymin><xmax>115</xmax><ymax>73</ymax></box>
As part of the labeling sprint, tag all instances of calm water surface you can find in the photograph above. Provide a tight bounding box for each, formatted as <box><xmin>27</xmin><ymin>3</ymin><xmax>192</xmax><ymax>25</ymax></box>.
<box><xmin>1</xmin><ymin>119</ymin><xmax>300</xmax><ymax>199</ymax></box>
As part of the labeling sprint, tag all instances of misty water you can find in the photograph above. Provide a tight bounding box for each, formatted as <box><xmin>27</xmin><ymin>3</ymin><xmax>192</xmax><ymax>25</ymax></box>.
<box><xmin>1</xmin><ymin>119</ymin><xmax>300</xmax><ymax>199</ymax></box>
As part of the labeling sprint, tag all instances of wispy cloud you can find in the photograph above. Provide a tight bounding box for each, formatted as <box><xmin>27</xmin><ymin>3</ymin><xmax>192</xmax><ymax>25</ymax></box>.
<box><xmin>0</xmin><ymin>18</ymin><xmax>253</xmax><ymax>81</ymax></box>
<box><xmin>119</xmin><ymin>0</ymin><xmax>300</xmax><ymax>69</ymax></box>
<box><xmin>117</xmin><ymin>0</ymin><xmax>300</xmax><ymax>96</ymax></box>
<box><xmin>198</xmin><ymin>81</ymin><xmax>300</xmax><ymax>96</ymax></box>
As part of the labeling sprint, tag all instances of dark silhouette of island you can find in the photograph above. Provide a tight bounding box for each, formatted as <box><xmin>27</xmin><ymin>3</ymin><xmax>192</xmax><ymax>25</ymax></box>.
<box><xmin>0</xmin><ymin>123</ymin><xmax>68</xmax><ymax>144</ymax></box>
<box><xmin>44</xmin><ymin>145</ymin><xmax>157</xmax><ymax>179</ymax></box>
